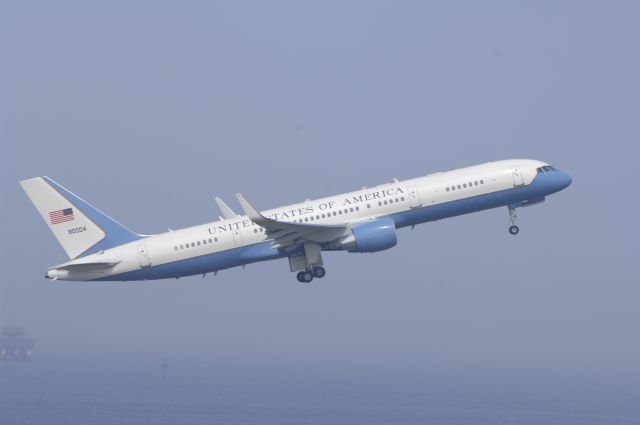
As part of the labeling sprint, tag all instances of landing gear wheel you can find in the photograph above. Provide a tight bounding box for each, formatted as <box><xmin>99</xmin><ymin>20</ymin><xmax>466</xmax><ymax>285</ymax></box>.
<box><xmin>509</xmin><ymin>225</ymin><xmax>520</xmax><ymax>235</ymax></box>
<box><xmin>313</xmin><ymin>266</ymin><xmax>326</xmax><ymax>278</ymax></box>
<box><xmin>296</xmin><ymin>271</ymin><xmax>306</xmax><ymax>283</ymax></box>
<box><xmin>302</xmin><ymin>271</ymin><xmax>314</xmax><ymax>283</ymax></box>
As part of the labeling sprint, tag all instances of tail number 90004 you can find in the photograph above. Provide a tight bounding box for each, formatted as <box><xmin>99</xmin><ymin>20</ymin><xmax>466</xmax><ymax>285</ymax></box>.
<box><xmin>68</xmin><ymin>226</ymin><xmax>87</xmax><ymax>235</ymax></box>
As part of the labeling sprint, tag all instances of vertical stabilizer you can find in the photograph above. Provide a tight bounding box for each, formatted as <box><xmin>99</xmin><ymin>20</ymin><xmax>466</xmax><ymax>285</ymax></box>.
<box><xmin>19</xmin><ymin>177</ymin><xmax>142</xmax><ymax>259</ymax></box>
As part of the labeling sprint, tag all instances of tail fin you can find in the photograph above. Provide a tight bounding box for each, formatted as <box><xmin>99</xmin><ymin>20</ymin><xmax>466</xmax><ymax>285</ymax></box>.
<box><xmin>19</xmin><ymin>177</ymin><xmax>142</xmax><ymax>259</ymax></box>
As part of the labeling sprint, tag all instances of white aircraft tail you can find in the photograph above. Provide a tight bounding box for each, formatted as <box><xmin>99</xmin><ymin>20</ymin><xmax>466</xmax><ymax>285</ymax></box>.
<box><xmin>19</xmin><ymin>177</ymin><xmax>142</xmax><ymax>259</ymax></box>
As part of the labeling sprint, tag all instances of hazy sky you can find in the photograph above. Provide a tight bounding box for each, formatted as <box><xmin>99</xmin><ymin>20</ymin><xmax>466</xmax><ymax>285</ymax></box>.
<box><xmin>1</xmin><ymin>0</ymin><xmax>639</xmax><ymax>384</ymax></box>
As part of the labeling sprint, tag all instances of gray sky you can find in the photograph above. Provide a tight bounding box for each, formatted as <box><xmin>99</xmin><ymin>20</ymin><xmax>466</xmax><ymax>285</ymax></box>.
<box><xmin>1</xmin><ymin>0</ymin><xmax>639</xmax><ymax>384</ymax></box>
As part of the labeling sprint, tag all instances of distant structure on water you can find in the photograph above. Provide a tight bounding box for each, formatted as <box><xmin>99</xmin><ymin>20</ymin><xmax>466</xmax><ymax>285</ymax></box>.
<box><xmin>161</xmin><ymin>359</ymin><xmax>168</xmax><ymax>383</ymax></box>
<box><xmin>0</xmin><ymin>325</ymin><xmax>35</xmax><ymax>361</ymax></box>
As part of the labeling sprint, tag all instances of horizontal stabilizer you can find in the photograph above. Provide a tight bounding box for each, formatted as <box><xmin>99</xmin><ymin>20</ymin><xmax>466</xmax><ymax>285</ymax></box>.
<box><xmin>53</xmin><ymin>259</ymin><xmax>121</xmax><ymax>271</ymax></box>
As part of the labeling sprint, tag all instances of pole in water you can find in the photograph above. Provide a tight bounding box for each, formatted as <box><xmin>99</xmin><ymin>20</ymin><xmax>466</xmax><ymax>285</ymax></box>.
<box><xmin>161</xmin><ymin>358</ymin><xmax>168</xmax><ymax>383</ymax></box>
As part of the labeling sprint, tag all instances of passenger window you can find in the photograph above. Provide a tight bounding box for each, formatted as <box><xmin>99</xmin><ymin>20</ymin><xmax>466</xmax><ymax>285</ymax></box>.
<box><xmin>208</xmin><ymin>239</ymin><xmax>212</xmax><ymax>243</ymax></box>
<box><xmin>191</xmin><ymin>243</ymin><xmax>195</xmax><ymax>247</ymax></box>
<box><xmin>356</xmin><ymin>206</ymin><xmax>360</xmax><ymax>211</ymax></box>
<box><xmin>214</xmin><ymin>237</ymin><xmax>218</xmax><ymax>242</ymax></box>
<box><xmin>321</xmin><ymin>214</ymin><xmax>325</xmax><ymax>218</ymax></box>
<box><xmin>389</xmin><ymin>199</ymin><xmax>394</xmax><ymax>204</ymax></box>
<box><xmin>344</xmin><ymin>209</ymin><xmax>348</xmax><ymax>214</ymax></box>
<box><xmin>333</xmin><ymin>212</ymin><xmax>337</xmax><ymax>216</ymax></box>
<box><xmin>349</xmin><ymin>208</ymin><xmax>354</xmax><ymax>212</ymax></box>
<box><xmin>463</xmin><ymin>184</ymin><xmax>467</xmax><ymax>188</ymax></box>
<box><xmin>457</xmin><ymin>185</ymin><xmax>461</xmax><ymax>189</ymax></box>
<box><xmin>367</xmin><ymin>204</ymin><xmax>371</xmax><ymax>208</ymax></box>
<box><xmin>480</xmin><ymin>180</ymin><xmax>484</xmax><ymax>184</ymax></box>
<box><xmin>197</xmin><ymin>241</ymin><xmax>201</xmax><ymax>246</ymax></box>
<box><xmin>378</xmin><ymin>202</ymin><xmax>382</xmax><ymax>206</ymax></box>
<box><xmin>446</xmin><ymin>187</ymin><xmax>450</xmax><ymax>191</ymax></box>
<box><xmin>310</xmin><ymin>216</ymin><xmax>314</xmax><ymax>221</ymax></box>
<box><xmin>401</xmin><ymin>197</ymin><xmax>405</xmax><ymax>201</ymax></box>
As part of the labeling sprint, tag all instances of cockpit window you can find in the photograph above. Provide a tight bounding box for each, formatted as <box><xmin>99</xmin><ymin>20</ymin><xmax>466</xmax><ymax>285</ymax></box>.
<box><xmin>537</xmin><ymin>165</ymin><xmax>557</xmax><ymax>173</ymax></box>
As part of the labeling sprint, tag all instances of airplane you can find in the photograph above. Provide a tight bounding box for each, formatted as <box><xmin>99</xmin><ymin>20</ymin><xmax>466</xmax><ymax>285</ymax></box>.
<box><xmin>19</xmin><ymin>159</ymin><xmax>571</xmax><ymax>283</ymax></box>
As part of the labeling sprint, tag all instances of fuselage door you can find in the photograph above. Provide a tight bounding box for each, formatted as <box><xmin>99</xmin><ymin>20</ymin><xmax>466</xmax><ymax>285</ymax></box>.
<box><xmin>137</xmin><ymin>244</ymin><xmax>151</xmax><ymax>268</ymax></box>
<box><xmin>512</xmin><ymin>166</ymin><xmax>525</xmax><ymax>187</ymax></box>
<box><xmin>408</xmin><ymin>185</ymin><xmax>422</xmax><ymax>208</ymax></box>
<box><xmin>233</xmin><ymin>228</ymin><xmax>243</xmax><ymax>246</ymax></box>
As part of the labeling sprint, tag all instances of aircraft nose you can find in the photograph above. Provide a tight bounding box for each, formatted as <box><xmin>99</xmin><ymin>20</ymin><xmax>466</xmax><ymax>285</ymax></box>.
<box><xmin>557</xmin><ymin>170</ymin><xmax>572</xmax><ymax>190</ymax></box>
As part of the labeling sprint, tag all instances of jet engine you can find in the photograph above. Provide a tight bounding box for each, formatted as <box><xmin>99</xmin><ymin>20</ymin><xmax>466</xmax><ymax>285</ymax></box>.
<box><xmin>332</xmin><ymin>218</ymin><xmax>397</xmax><ymax>253</ymax></box>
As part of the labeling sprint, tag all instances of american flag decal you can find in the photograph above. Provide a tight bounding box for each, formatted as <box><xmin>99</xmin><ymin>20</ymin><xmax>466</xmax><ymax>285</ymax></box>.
<box><xmin>49</xmin><ymin>208</ymin><xmax>75</xmax><ymax>225</ymax></box>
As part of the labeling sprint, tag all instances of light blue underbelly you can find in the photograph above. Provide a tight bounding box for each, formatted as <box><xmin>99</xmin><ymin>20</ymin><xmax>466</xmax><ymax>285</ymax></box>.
<box><xmin>99</xmin><ymin>175</ymin><xmax>558</xmax><ymax>281</ymax></box>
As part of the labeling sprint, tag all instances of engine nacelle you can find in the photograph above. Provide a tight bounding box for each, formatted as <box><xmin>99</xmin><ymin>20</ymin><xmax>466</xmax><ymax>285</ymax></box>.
<box><xmin>335</xmin><ymin>218</ymin><xmax>397</xmax><ymax>253</ymax></box>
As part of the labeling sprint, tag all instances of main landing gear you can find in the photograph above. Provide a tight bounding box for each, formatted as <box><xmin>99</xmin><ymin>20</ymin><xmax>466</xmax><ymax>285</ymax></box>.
<box><xmin>296</xmin><ymin>266</ymin><xmax>326</xmax><ymax>283</ymax></box>
<box><xmin>508</xmin><ymin>204</ymin><xmax>520</xmax><ymax>235</ymax></box>
<box><xmin>291</xmin><ymin>242</ymin><xmax>326</xmax><ymax>283</ymax></box>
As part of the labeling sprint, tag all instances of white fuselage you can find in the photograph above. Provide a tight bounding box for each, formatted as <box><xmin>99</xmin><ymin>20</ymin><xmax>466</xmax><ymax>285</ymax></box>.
<box><xmin>46</xmin><ymin>159</ymin><xmax>571</xmax><ymax>281</ymax></box>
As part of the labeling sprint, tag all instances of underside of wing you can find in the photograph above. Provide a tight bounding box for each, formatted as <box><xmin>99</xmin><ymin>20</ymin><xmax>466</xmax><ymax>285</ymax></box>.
<box><xmin>236</xmin><ymin>193</ymin><xmax>349</xmax><ymax>249</ymax></box>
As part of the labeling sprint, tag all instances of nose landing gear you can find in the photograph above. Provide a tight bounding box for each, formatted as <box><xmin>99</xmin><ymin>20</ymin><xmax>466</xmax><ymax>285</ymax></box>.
<box><xmin>508</xmin><ymin>204</ymin><xmax>519</xmax><ymax>235</ymax></box>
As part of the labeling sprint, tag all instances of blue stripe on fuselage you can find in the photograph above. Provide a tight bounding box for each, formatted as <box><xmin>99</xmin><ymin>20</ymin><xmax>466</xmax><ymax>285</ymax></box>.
<box><xmin>97</xmin><ymin>171</ymin><xmax>567</xmax><ymax>281</ymax></box>
<box><xmin>393</xmin><ymin>170</ymin><xmax>567</xmax><ymax>229</ymax></box>
<box><xmin>96</xmin><ymin>242</ymin><xmax>292</xmax><ymax>281</ymax></box>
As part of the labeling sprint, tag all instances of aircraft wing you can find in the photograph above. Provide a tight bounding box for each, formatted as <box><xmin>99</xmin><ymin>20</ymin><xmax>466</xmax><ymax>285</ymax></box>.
<box><xmin>236</xmin><ymin>193</ymin><xmax>348</xmax><ymax>249</ymax></box>
<box><xmin>214</xmin><ymin>197</ymin><xmax>239</xmax><ymax>220</ymax></box>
